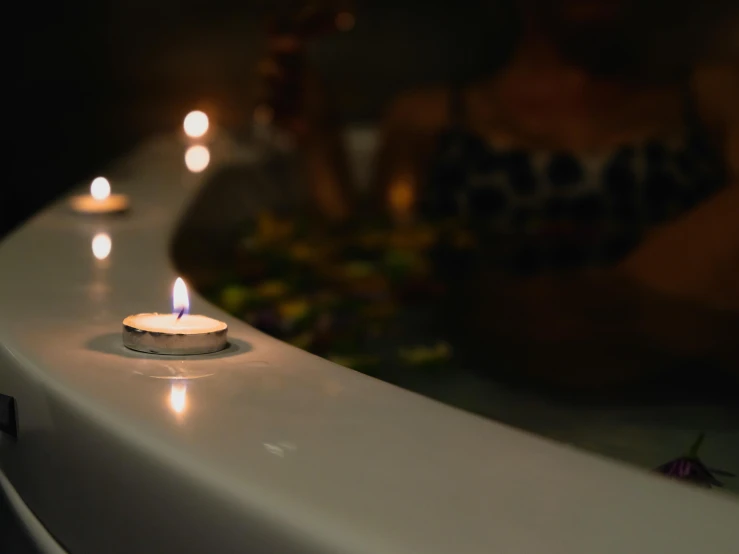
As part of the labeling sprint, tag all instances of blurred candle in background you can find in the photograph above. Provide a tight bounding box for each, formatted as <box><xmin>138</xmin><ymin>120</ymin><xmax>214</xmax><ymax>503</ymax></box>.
<box><xmin>70</xmin><ymin>177</ymin><xmax>130</xmax><ymax>215</ymax></box>
<box><xmin>183</xmin><ymin>110</ymin><xmax>210</xmax><ymax>139</ymax></box>
<box><xmin>90</xmin><ymin>177</ymin><xmax>111</xmax><ymax>200</ymax></box>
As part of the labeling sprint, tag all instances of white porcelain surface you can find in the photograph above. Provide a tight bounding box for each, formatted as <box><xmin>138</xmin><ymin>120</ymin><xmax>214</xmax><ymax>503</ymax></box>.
<box><xmin>1</xmin><ymin>133</ymin><xmax>738</xmax><ymax>554</ymax></box>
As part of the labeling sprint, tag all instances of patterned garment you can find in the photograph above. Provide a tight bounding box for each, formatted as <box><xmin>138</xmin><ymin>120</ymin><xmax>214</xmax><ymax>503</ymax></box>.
<box><xmin>424</xmin><ymin>94</ymin><xmax>727</xmax><ymax>274</ymax></box>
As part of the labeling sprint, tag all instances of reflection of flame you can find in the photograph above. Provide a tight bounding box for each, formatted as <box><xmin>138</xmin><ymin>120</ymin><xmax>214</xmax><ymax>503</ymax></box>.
<box><xmin>173</xmin><ymin>277</ymin><xmax>190</xmax><ymax>316</ymax></box>
<box><xmin>169</xmin><ymin>382</ymin><xmax>187</xmax><ymax>414</ymax></box>
<box><xmin>91</xmin><ymin>233</ymin><xmax>112</xmax><ymax>260</ymax></box>
<box><xmin>185</xmin><ymin>145</ymin><xmax>210</xmax><ymax>173</ymax></box>
<box><xmin>183</xmin><ymin>110</ymin><xmax>209</xmax><ymax>139</ymax></box>
<box><xmin>90</xmin><ymin>177</ymin><xmax>111</xmax><ymax>200</ymax></box>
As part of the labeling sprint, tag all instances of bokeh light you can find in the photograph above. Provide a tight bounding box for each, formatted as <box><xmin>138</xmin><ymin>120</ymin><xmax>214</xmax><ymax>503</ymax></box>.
<box><xmin>183</xmin><ymin>110</ymin><xmax>210</xmax><ymax>139</ymax></box>
<box><xmin>90</xmin><ymin>177</ymin><xmax>111</xmax><ymax>200</ymax></box>
<box><xmin>185</xmin><ymin>145</ymin><xmax>210</xmax><ymax>173</ymax></box>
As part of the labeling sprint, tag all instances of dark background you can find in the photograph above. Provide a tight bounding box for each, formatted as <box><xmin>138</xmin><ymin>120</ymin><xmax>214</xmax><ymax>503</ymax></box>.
<box><xmin>3</xmin><ymin>1</ymin><xmax>520</xmax><ymax>239</ymax></box>
<box><xmin>6</xmin><ymin>1</ymin><xmax>265</xmax><ymax>239</ymax></box>
<box><xmin>4</xmin><ymin>0</ymin><xmax>737</xmax><ymax>238</ymax></box>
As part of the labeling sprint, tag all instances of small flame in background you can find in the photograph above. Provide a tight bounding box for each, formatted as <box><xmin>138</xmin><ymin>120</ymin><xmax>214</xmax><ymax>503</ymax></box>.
<box><xmin>91</xmin><ymin>233</ymin><xmax>112</xmax><ymax>260</ymax></box>
<box><xmin>185</xmin><ymin>145</ymin><xmax>210</xmax><ymax>173</ymax></box>
<box><xmin>173</xmin><ymin>277</ymin><xmax>190</xmax><ymax>316</ymax></box>
<box><xmin>90</xmin><ymin>177</ymin><xmax>111</xmax><ymax>200</ymax></box>
<box><xmin>183</xmin><ymin>110</ymin><xmax>209</xmax><ymax>139</ymax></box>
<box><xmin>169</xmin><ymin>382</ymin><xmax>187</xmax><ymax>415</ymax></box>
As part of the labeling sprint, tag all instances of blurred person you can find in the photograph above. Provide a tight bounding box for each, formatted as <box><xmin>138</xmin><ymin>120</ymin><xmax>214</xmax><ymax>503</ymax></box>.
<box><xmin>257</xmin><ymin>0</ymin><xmax>739</xmax><ymax>388</ymax></box>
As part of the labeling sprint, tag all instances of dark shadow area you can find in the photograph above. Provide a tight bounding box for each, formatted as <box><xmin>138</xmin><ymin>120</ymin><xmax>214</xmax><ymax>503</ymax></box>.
<box><xmin>6</xmin><ymin>1</ymin><xmax>517</xmax><ymax>238</ymax></box>
<box><xmin>171</xmin><ymin>160</ymin><xmax>306</xmax><ymax>290</ymax></box>
<box><xmin>172</xmin><ymin>162</ymin><xmax>739</xmax><ymax>433</ymax></box>
<box><xmin>0</xmin><ymin>490</ymin><xmax>42</xmax><ymax>554</ymax></box>
<box><xmin>173</xmin><ymin>163</ymin><xmax>739</xmax><ymax>410</ymax></box>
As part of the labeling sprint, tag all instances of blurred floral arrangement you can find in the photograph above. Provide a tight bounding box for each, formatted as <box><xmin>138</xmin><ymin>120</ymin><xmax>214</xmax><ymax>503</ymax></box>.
<box><xmin>208</xmin><ymin>212</ymin><xmax>478</xmax><ymax>374</ymax></box>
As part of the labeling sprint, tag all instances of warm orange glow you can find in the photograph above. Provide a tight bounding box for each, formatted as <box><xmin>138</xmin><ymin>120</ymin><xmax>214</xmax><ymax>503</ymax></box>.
<box><xmin>336</xmin><ymin>12</ymin><xmax>355</xmax><ymax>31</ymax></box>
<box><xmin>169</xmin><ymin>382</ymin><xmax>187</xmax><ymax>415</ymax></box>
<box><xmin>185</xmin><ymin>145</ymin><xmax>210</xmax><ymax>173</ymax></box>
<box><xmin>183</xmin><ymin>110</ymin><xmax>209</xmax><ymax>138</ymax></box>
<box><xmin>90</xmin><ymin>177</ymin><xmax>111</xmax><ymax>201</ymax></box>
<box><xmin>91</xmin><ymin>233</ymin><xmax>112</xmax><ymax>260</ymax></box>
<box><xmin>173</xmin><ymin>277</ymin><xmax>190</xmax><ymax>316</ymax></box>
<box><xmin>388</xmin><ymin>178</ymin><xmax>415</xmax><ymax>215</ymax></box>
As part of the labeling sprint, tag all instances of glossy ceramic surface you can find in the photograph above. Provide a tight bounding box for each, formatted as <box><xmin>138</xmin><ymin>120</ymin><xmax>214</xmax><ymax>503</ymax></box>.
<box><xmin>1</xmin><ymin>133</ymin><xmax>738</xmax><ymax>554</ymax></box>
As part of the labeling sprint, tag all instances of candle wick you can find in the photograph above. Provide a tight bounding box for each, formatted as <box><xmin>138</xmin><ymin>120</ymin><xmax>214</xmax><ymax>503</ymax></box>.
<box><xmin>176</xmin><ymin>307</ymin><xmax>185</xmax><ymax>320</ymax></box>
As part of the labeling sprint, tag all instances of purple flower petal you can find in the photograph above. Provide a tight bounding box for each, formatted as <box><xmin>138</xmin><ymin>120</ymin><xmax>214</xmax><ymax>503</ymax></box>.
<box><xmin>655</xmin><ymin>456</ymin><xmax>730</xmax><ymax>488</ymax></box>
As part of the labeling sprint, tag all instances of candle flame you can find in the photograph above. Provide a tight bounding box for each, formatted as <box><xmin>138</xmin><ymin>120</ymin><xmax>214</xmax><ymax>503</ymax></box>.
<box><xmin>173</xmin><ymin>277</ymin><xmax>190</xmax><ymax>317</ymax></box>
<box><xmin>183</xmin><ymin>110</ymin><xmax>209</xmax><ymax>139</ymax></box>
<box><xmin>185</xmin><ymin>145</ymin><xmax>210</xmax><ymax>173</ymax></box>
<box><xmin>91</xmin><ymin>233</ymin><xmax>112</xmax><ymax>260</ymax></box>
<box><xmin>90</xmin><ymin>177</ymin><xmax>111</xmax><ymax>201</ymax></box>
<box><xmin>169</xmin><ymin>382</ymin><xmax>187</xmax><ymax>415</ymax></box>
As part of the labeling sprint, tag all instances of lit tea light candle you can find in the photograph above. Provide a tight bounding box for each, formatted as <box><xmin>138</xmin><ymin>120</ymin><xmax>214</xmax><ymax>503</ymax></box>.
<box><xmin>183</xmin><ymin>110</ymin><xmax>209</xmax><ymax>139</ymax></box>
<box><xmin>70</xmin><ymin>177</ymin><xmax>130</xmax><ymax>215</ymax></box>
<box><xmin>123</xmin><ymin>278</ymin><xmax>228</xmax><ymax>355</ymax></box>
